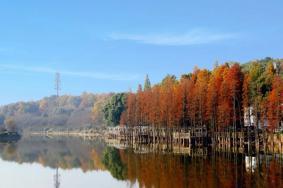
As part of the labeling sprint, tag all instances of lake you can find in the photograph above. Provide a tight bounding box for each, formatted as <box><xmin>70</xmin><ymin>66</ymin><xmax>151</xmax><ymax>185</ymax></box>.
<box><xmin>0</xmin><ymin>136</ymin><xmax>282</xmax><ymax>188</ymax></box>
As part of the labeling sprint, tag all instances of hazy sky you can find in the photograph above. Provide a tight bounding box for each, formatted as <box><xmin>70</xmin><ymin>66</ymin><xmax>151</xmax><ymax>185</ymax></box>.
<box><xmin>0</xmin><ymin>1</ymin><xmax>282</xmax><ymax>104</ymax></box>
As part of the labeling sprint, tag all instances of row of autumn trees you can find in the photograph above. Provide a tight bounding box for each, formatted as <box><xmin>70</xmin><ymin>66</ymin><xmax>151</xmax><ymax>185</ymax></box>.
<box><xmin>118</xmin><ymin>58</ymin><xmax>283</xmax><ymax>131</ymax></box>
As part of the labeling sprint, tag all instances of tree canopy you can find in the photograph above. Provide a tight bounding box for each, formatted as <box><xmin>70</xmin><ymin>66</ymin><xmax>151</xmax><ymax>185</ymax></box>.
<box><xmin>102</xmin><ymin>93</ymin><xmax>127</xmax><ymax>126</ymax></box>
<box><xmin>120</xmin><ymin>58</ymin><xmax>283</xmax><ymax>131</ymax></box>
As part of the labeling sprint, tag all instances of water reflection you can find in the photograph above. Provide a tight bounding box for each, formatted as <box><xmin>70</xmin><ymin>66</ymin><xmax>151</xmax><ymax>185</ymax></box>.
<box><xmin>0</xmin><ymin>136</ymin><xmax>282</xmax><ymax>188</ymax></box>
<box><xmin>102</xmin><ymin>147</ymin><xmax>127</xmax><ymax>180</ymax></box>
<box><xmin>54</xmin><ymin>168</ymin><xmax>60</xmax><ymax>188</ymax></box>
<box><xmin>245</xmin><ymin>156</ymin><xmax>256</xmax><ymax>173</ymax></box>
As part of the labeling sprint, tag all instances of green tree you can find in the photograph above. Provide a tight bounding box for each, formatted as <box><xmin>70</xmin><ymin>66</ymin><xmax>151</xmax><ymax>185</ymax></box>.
<box><xmin>102</xmin><ymin>93</ymin><xmax>127</xmax><ymax>126</ymax></box>
<box><xmin>102</xmin><ymin>147</ymin><xmax>127</xmax><ymax>180</ymax></box>
<box><xmin>144</xmin><ymin>74</ymin><xmax>151</xmax><ymax>91</ymax></box>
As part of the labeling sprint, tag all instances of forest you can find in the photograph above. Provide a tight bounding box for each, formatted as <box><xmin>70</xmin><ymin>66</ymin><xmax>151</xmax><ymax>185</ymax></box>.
<box><xmin>0</xmin><ymin>58</ymin><xmax>282</xmax><ymax>134</ymax></box>
<box><xmin>107</xmin><ymin>58</ymin><xmax>283</xmax><ymax>133</ymax></box>
<box><xmin>0</xmin><ymin>93</ymin><xmax>113</xmax><ymax>130</ymax></box>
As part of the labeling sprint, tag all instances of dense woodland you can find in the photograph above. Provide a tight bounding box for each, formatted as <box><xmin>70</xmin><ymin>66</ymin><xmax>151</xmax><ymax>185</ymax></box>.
<box><xmin>114</xmin><ymin>58</ymin><xmax>283</xmax><ymax>132</ymax></box>
<box><xmin>0</xmin><ymin>93</ymin><xmax>113</xmax><ymax>130</ymax></box>
<box><xmin>0</xmin><ymin>58</ymin><xmax>282</xmax><ymax>133</ymax></box>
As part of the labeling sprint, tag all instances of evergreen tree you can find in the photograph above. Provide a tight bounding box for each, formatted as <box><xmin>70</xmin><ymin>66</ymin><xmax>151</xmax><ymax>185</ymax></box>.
<box><xmin>102</xmin><ymin>93</ymin><xmax>127</xmax><ymax>126</ymax></box>
<box><xmin>144</xmin><ymin>74</ymin><xmax>151</xmax><ymax>91</ymax></box>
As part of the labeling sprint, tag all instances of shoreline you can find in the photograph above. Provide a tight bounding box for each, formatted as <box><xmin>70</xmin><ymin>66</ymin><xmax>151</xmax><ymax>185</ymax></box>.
<box><xmin>28</xmin><ymin>126</ymin><xmax>283</xmax><ymax>155</ymax></box>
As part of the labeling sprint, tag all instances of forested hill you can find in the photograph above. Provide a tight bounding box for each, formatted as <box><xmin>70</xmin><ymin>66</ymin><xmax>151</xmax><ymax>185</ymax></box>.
<box><xmin>0</xmin><ymin>93</ymin><xmax>113</xmax><ymax>130</ymax></box>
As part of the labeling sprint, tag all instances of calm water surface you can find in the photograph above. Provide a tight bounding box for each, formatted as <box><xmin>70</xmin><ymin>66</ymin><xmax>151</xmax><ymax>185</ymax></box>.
<box><xmin>0</xmin><ymin>136</ymin><xmax>282</xmax><ymax>188</ymax></box>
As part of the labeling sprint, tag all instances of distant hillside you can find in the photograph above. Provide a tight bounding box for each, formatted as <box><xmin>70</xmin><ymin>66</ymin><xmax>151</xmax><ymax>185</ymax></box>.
<box><xmin>0</xmin><ymin>92</ymin><xmax>113</xmax><ymax>130</ymax></box>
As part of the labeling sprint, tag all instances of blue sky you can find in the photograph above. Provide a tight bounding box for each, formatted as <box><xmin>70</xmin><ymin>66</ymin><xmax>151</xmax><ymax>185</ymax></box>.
<box><xmin>0</xmin><ymin>1</ymin><xmax>282</xmax><ymax>105</ymax></box>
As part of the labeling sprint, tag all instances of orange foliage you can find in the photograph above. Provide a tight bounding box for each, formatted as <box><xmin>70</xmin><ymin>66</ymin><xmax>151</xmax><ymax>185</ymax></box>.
<box><xmin>121</xmin><ymin>63</ymin><xmax>280</xmax><ymax>130</ymax></box>
<box><xmin>267</xmin><ymin>76</ymin><xmax>283</xmax><ymax>130</ymax></box>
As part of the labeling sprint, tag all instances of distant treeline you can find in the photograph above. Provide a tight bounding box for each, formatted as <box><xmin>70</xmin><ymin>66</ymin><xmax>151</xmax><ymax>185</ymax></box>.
<box><xmin>0</xmin><ymin>92</ymin><xmax>113</xmax><ymax>130</ymax></box>
<box><xmin>104</xmin><ymin>58</ymin><xmax>283</xmax><ymax>132</ymax></box>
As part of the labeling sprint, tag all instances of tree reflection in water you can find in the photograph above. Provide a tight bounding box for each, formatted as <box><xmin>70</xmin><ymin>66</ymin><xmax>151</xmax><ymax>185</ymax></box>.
<box><xmin>0</xmin><ymin>137</ymin><xmax>282</xmax><ymax>188</ymax></box>
<box><xmin>115</xmin><ymin>149</ymin><xmax>283</xmax><ymax>188</ymax></box>
<box><xmin>102</xmin><ymin>147</ymin><xmax>127</xmax><ymax>180</ymax></box>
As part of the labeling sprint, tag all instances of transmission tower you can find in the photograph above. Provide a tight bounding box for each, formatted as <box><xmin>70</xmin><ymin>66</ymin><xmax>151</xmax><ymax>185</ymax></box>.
<box><xmin>55</xmin><ymin>72</ymin><xmax>61</xmax><ymax>97</ymax></box>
